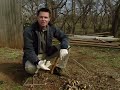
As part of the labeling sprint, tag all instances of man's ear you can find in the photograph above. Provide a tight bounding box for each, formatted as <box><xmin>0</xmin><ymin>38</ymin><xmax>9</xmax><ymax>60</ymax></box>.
<box><xmin>49</xmin><ymin>17</ymin><xmax>51</xmax><ymax>22</ymax></box>
<box><xmin>37</xmin><ymin>16</ymin><xmax>39</xmax><ymax>21</ymax></box>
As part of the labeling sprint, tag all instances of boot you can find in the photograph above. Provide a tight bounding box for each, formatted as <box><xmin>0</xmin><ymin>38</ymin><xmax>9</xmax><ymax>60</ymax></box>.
<box><xmin>53</xmin><ymin>67</ymin><xmax>70</xmax><ymax>77</ymax></box>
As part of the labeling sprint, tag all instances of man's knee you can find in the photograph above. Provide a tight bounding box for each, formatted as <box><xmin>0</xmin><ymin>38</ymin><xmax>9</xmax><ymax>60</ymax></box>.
<box><xmin>25</xmin><ymin>60</ymin><xmax>37</xmax><ymax>74</ymax></box>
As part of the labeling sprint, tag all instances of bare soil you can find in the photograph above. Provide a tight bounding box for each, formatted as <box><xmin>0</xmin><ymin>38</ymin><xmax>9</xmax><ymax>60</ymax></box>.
<box><xmin>0</xmin><ymin>46</ymin><xmax>120</xmax><ymax>90</ymax></box>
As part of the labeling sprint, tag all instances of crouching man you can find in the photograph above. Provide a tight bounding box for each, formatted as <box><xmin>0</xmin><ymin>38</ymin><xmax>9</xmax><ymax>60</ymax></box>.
<box><xmin>23</xmin><ymin>8</ymin><xmax>70</xmax><ymax>76</ymax></box>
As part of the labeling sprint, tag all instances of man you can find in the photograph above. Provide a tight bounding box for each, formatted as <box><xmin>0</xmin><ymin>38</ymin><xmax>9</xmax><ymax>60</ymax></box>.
<box><xmin>23</xmin><ymin>8</ymin><xmax>70</xmax><ymax>76</ymax></box>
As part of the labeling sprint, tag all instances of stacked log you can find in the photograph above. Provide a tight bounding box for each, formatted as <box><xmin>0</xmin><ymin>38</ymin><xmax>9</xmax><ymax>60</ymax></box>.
<box><xmin>69</xmin><ymin>36</ymin><xmax>120</xmax><ymax>49</ymax></box>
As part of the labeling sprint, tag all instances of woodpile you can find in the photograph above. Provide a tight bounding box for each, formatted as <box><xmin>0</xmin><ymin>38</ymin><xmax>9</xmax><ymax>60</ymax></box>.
<box><xmin>69</xmin><ymin>35</ymin><xmax>120</xmax><ymax>49</ymax></box>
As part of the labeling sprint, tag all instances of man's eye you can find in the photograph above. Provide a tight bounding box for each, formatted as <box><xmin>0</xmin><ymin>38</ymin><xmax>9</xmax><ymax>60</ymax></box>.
<box><xmin>44</xmin><ymin>17</ymin><xmax>48</xmax><ymax>18</ymax></box>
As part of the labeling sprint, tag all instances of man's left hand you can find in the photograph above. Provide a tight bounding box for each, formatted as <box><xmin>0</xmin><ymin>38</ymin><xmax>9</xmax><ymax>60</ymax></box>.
<box><xmin>60</xmin><ymin>49</ymin><xmax>68</xmax><ymax>60</ymax></box>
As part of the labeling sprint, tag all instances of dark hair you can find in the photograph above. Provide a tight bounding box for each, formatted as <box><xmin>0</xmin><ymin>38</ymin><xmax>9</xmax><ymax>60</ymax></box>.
<box><xmin>37</xmin><ymin>8</ymin><xmax>51</xmax><ymax>16</ymax></box>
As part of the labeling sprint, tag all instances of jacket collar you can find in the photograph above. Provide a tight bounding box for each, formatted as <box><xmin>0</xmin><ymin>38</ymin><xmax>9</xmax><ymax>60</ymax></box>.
<box><xmin>31</xmin><ymin>21</ymin><xmax>39</xmax><ymax>31</ymax></box>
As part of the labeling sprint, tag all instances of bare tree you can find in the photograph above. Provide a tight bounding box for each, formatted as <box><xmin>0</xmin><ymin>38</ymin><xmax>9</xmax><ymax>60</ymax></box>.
<box><xmin>111</xmin><ymin>0</ymin><xmax>120</xmax><ymax>37</ymax></box>
<box><xmin>22</xmin><ymin>0</ymin><xmax>120</xmax><ymax>36</ymax></box>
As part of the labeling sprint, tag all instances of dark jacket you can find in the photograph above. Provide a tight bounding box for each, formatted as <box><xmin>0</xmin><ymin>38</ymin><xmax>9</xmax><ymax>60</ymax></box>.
<box><xmin>23</xmin><ymin>21</ymin><xmax>69</xmax><ymax>65</ymax></box>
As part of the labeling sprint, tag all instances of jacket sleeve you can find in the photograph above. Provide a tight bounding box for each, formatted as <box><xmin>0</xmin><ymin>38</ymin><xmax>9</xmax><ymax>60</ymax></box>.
<box><xmin>53</xmin><ymin>27</ymin><xmax>69</xmax><ymax>49</ymax></box>
<box><xmin>23</xmin><ymin>28</ymin><xmax>39</xmax><ymax>64</ymax></box>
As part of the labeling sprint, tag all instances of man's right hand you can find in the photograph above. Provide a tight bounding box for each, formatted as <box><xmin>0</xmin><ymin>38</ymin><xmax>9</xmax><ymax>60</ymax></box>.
<box><xmin>37</xmin><ymin>60</ymin><xmax>50</xmax><ymax>70</ymax></box>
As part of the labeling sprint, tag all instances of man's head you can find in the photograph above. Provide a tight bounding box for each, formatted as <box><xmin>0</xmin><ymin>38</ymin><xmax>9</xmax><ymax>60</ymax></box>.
<box><xmin>37</xmin><ymin>8</ymin><xmax>51</xmax><ymax>28</ymax></box>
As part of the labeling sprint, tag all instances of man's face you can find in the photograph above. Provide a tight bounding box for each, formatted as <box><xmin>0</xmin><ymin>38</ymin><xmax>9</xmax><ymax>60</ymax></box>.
<box><xmin>37</xmin><ymin>11</ymin><xmax>50</xmax><ymax>27</ymax></box>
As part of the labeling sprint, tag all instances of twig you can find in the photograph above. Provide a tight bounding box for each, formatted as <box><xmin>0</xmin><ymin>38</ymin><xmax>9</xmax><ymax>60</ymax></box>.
<box><xmin>73</xmin><ymin>59</ymin><xmax>89</xmax><ymax>73</ymax></box>
<box><xmin>50</xmin><ymin>56</ymin><xmax>59</xmax><ymax>74</ymax></box>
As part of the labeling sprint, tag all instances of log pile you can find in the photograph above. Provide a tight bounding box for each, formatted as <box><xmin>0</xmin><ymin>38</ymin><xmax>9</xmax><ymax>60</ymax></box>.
<box><xmin>69</xmin><ymin>35</ymin><xmax>120</xmax><ymax>49</ymax></box>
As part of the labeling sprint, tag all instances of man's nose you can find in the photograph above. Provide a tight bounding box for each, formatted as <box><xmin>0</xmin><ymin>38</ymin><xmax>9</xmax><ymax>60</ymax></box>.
<box><xmin>41</xmin><ymin>17</ymin><xmax>45</xmax><ymax>20</ymax></box>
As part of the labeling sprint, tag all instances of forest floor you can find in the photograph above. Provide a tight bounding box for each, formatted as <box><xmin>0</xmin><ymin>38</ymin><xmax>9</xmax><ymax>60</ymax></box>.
<box><xmin>0</xmin><ymin>46</ymin><xmax>120</xmax><ymax>90</ymax></box>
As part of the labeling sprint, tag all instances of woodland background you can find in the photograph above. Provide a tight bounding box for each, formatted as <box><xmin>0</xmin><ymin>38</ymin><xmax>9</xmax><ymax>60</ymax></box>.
<box><xmin>0</xmin><ymin>0</ymin><xmax>120</xmax><ymax>49</ymax></box>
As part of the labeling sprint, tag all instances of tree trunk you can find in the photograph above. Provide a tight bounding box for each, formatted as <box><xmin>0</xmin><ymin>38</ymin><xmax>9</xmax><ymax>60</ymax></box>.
<box><xmin>111</xmin><ymin>2</ymin><xmax>120</xmax><ymax>37</ymax></box>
